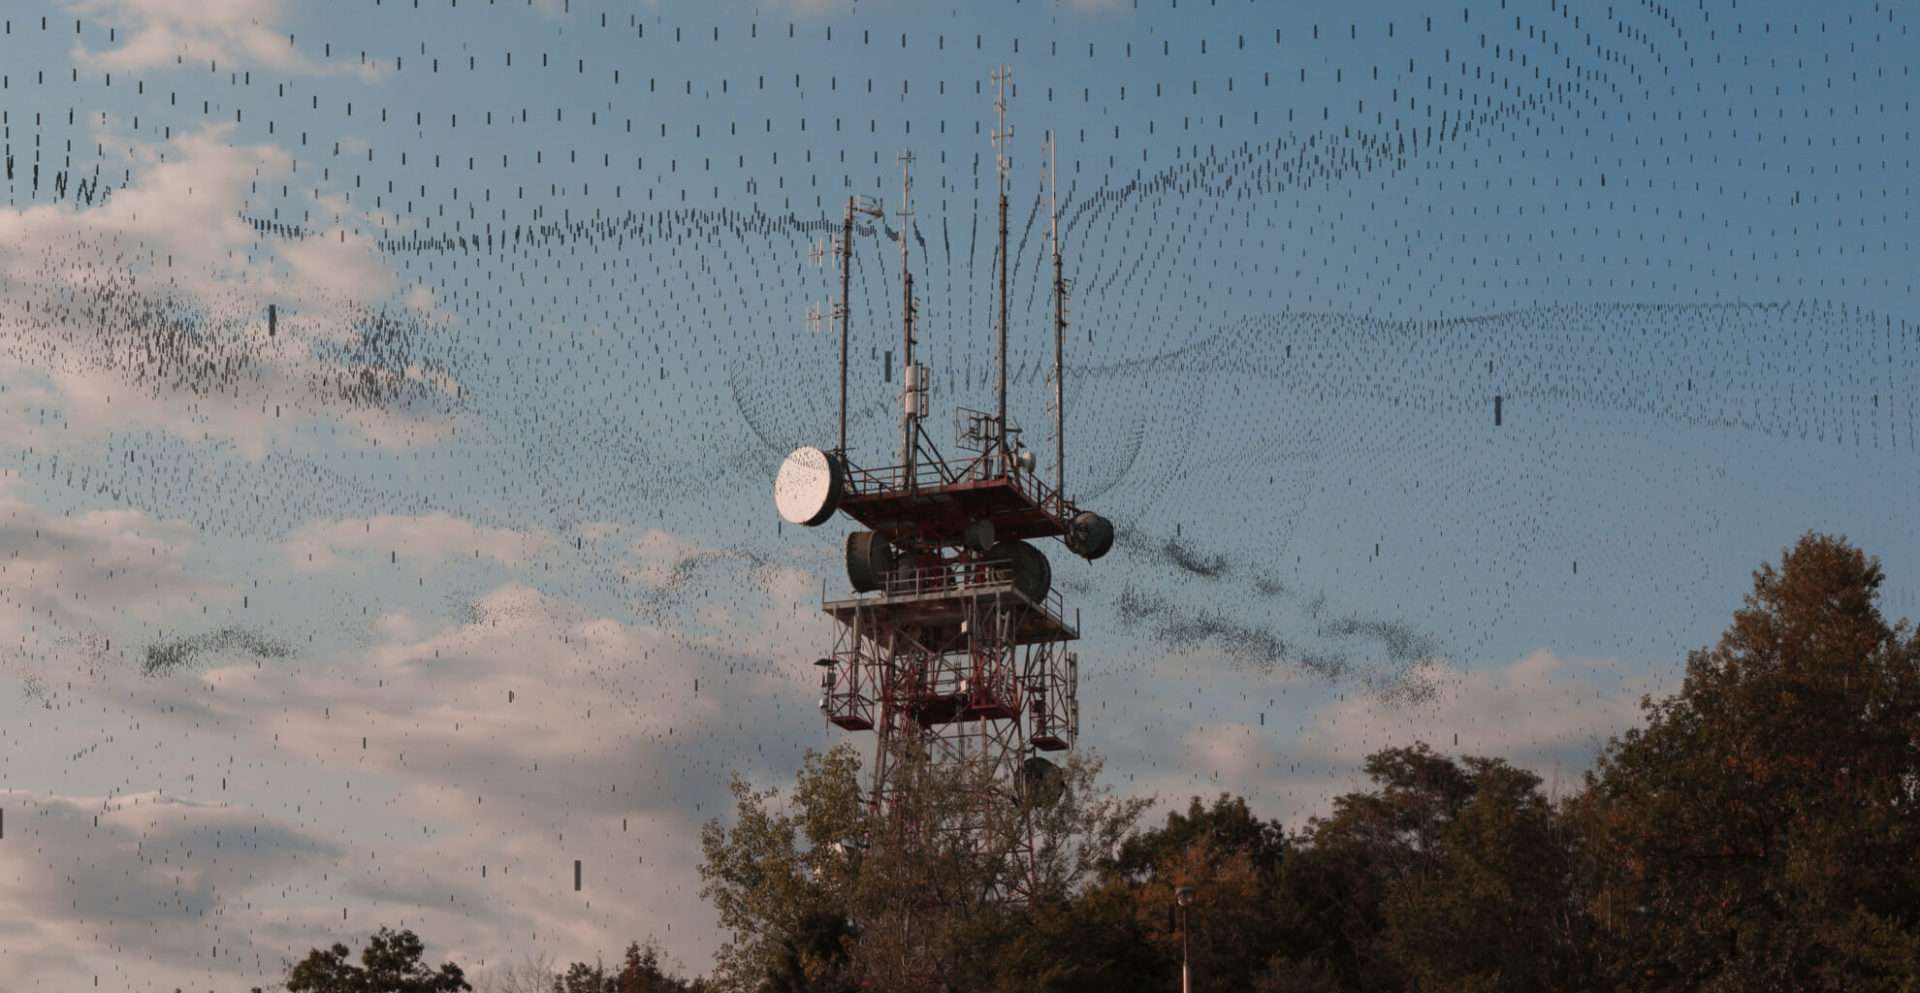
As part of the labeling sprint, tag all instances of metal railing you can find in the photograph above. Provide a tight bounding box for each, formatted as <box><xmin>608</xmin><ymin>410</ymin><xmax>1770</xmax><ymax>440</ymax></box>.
<box><xmin>819</xmin><ymin>660</ymin><xmax>874</xmax><ymax>729</ymax></box>
<box><xmin>841</xmin><ymin>458</ymin><xmax>954</xmax><ymax>494</ymax></box>
<box><xmin>1008</xmin><ymin>462</ymin><xmax>1072</xmax><ymax>522</ymax></box>
<box><xmin>836</xmin><ymin>559</ymin><xmax>1071</xmax><ymax>629</ymax></box>
<box><xmin>1025</xmin><ymin>650</ymin><xmax>1078</xmax><ymax>750</ymax></box>
<box><xmin>841</xmin><ymin>455</ymin><xmax>1073</xmax><ymax>523</ymax></box>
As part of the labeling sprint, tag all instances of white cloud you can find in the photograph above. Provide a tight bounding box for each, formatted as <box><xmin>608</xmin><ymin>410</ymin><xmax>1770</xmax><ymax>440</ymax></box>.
<box><xmin>69</xmin><ymin>0</ymin><xmax>373</xmax><ymax>77</ymax></box>
<box><xmin>0</xmin><ymin>127</ymin><xmax>289</xmax><ymax>297</ymax></box>
<box><xmin>0</xmin><ymin>125</ymin><xmax>446</xmax><ymax>456</ymax></box>
<box><xmin>95</xmin><ymin>579</ymin><xmax>829</xmax><ymax>981</ymax></box>
<box><xmin>239</xmin><ymin>584</ymin><xmax>744</xmax><ymax>800</ymax></box>
<box><xmin>0</xmin><ymin>790</ymin><xmax>340</xmax><ymax>991</ymax></box>
<box><xmin>279</xmin><ymin>227</ymin><xmax>399</xmax><ymax>302</ymax></box>
<box><xmin>286</xmin><ymin>513</ymin><xmax>544</xmax><ymax>571</ymax></box>
<box><xmin>618</xmin><ymin>528</ymin><xmax>822</xmax><ymax>629</ymax></box>
<box><xmin>0</xmin><ymin>475</ymin><xmax>222</xmax><ymax>690</ymax></box>
<box><xmin>1131</xmin><ymin>649</ymin><xmax>1658</xmax><ymax>828</ymax></box>
<box><xmin>1306</xmin><ymin>650</ymin><xmax>1649</xmax><ymax>772</ymax></box>
<box><xmin>0</xmin><ymin>552</ymin><xmax>829</xmax><ymax>989</ymax></box>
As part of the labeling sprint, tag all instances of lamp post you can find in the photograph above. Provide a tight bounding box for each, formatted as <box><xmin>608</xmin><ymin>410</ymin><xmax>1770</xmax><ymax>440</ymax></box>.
<box><xmin>1176</xmin><ymin>885</ymin><xmax>1196</xmax><ymax>993</ymax></box>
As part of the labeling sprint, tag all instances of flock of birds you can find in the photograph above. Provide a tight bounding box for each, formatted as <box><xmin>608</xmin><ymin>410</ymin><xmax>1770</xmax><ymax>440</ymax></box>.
<box><xmin>0</xmin><ymin>0</ymin><xmax>1914</xmax><ymax>987</ymax></box>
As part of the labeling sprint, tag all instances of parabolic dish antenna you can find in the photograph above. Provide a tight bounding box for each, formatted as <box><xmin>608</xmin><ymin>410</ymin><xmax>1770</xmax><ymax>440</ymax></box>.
<box><xmin>774</xmin><ymin>447</ymin><xmax>845</xmax><ymax>526</ymax></box>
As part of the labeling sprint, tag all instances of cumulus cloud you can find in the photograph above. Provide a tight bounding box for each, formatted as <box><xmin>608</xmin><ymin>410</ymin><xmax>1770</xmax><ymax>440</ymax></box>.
<box><xmin>231</xmin><ymin>584</ymin><xmax>772</xmax><ymax>809</ymax></box>
<box><xmin>0</xmin><ymin>475</ymin><xmax>223</xmax><ymax>693</ymax></box>
<box><xmin>69</xmin><ymin>0</ymin><xmax>370</xmax><ymax>77</ymax></box>
<box><xmin>0</xmin><ymin>547</ymin><xmax>830</xmax><ymax>989</ymax></box>
<box><xmin>94</xmin><ymin>579</ymin><xmax>828</xmax><ymax>981</ymax></box>
<box><xmin>618</xmin><ymin>528</ymin><xmax>821</xmax><ymax>627</ymax></box>
<box><xmin>1307</xmin><ymin>650</ymin><xmax>1651</xmax><ymax>771</ymax></box>
<box><xmin>278</xmin><ymin>227</ymin><xmax>400</xmax><ymax>303</ymax></box>
<box><xmin>0</xmin><ymin>128</ymin><xmax>291</xmax><ymax>298</ymax></box>
<box><xmin>0</xmin><ymin>125</ymin><xmax>447</xmax><ymax>456</ymax></box>
<box><xmin>0</xmin><ymin>790</ymin><xmax>340</xmax><ymax>990</ymax></box>
<box><xmin>1130</xmin><ymin>649</ymin><xmax>1657</xmax><ymax>828</ymax></box>
<box><xmin>286</xmin><ymin>513</ymin><xmax>545</xmax><ymax>571</ymax></box>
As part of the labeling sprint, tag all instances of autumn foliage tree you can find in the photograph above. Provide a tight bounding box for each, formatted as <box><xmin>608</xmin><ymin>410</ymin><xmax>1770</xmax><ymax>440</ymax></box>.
<box><xmin>993</xmin><ymin>532</ymin><xmax>1918</xmax><ymax>993</ymax></box>
<box><xmin>1571</xmin><ymin>533</ymin><xmax>1920</xmax><ymax>991</ymax></box>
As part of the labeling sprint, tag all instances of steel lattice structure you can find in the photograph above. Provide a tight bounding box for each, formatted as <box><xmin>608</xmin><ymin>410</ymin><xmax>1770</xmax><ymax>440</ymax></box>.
<box><xmin>773</xmin><ymin>74</ymin><xmax>1113</xmax><ymax>942</ymax></box>
<box><xmin>818</xmin><ymin>510</ymin><xmax>1081</xmax><ymax>902</ymax></box>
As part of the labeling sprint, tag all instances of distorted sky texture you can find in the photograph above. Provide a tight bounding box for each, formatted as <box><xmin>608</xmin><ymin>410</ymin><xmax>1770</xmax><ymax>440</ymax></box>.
<box><xmin>0</xmin><ymin>0</ymin><xmax>1914</xmax><ymax>988</ymax></box>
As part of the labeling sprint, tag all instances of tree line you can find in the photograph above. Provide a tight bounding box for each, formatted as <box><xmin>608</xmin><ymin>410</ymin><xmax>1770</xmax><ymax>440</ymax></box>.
<box><xmin>278</xmin><ymin>533</ymin><xmax>1920</xmax><ymax>992</ymax></box>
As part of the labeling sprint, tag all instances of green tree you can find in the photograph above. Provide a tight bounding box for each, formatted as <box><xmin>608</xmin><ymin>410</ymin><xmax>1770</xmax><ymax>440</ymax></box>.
<box><xmin>1263</xmin><ymin>745</ymin><xmax>1583</xmax><ymax>993</ymax></box>
<box><xmin>1107</xmin><ymin>794</ymin><xmax>1287</xmax><ymax>885</ymax></box>
<box><xmin>1264</xmin><ymin>745</ymin><xmax>1468</xmax><ymax>993</ymax></box>
<box><xmin>614</xmin><ymin>939</ymin><xmax>704</xmax><ymax>993</ymax></box>
<box><xmin>974</xmin><ymin>881</ymin><xmax>1162</xmax><ymax>993</ymax></box>
<box><xmin>700</xmin><ymin>741</ymin><xmax>1144</xmax><ymax>993</ymax></box>
<box><xmin>556</xmin><ymin>959</ymin><xmax>615</xmax><ymax>993</ymax></box>
<box><xmin>950</xmin><ymin>792</ymin><xmax>1294</xmax><ymax>993</ymax></box>
<box><xmin>761</xmin><ymin>910</ymin><xmax>857</xmax><ymax>993</ymax></box>
<box><xmin>1068</xmin><ymin>794</ymin><xmax>1290</xmax><ymax>993</ymax></box>
<box><xmin>1378</xmin><ymin>757</ymin><xmax>1585</xmax><ymax>993</ymax></box>
<box><xmin>285</xmin><ymin>927</ymin><xmax>471</xmax><ymax>993</ymax></box>
<box><xmin>1137</xmin><ymin>835</ymin><xmax>1284</xmax><ymax>993</ymax></box>
<box><xmin>850</xmin><ymin>742</ymin><xmax>1148</xmax><ymax>991</ymax></box>
<box><xmin>511</xmin><ymin>940</ymin><xmax>701</xmax><ymax>993</ymax></box>
<box><xmin>698</xmin><ymin>744</ymin><xmax>864</xmax><ymax>993</ymax></box>
<box><xmin>1572</xmin><ymin>533</ymin><xmax>1920</xmax><ymax>992</ymax></box>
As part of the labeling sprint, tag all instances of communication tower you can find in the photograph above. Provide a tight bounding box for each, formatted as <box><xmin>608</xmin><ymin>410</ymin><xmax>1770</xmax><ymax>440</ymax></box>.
<box><xmin>772</xmin><ymin>69</ymin><xmax>1113</xmax><ymax>907</ymax></box>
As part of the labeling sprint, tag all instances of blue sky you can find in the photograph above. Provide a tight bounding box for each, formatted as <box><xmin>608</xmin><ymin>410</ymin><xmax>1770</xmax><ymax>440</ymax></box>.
<box><xmin>0</xmin><ymin>0</ymin><xmax>1915</xmax><ymax>988</ymax></box>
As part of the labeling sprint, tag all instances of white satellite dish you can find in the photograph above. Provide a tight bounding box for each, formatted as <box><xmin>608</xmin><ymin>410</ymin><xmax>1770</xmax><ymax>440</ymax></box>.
<box><xmin>774</xmin><ymin>446</ymin><xmax>845</xmax><ymax>526</ymax></box>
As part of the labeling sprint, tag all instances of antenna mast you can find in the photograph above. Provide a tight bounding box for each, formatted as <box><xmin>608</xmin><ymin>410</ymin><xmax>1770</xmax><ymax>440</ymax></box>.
<box><xmin>838</xmin><ymin>197</ymin><xmax>854</xmax><ymax>455</ymax></box>
<box><xmin>992</xmin><ymin>65</ymin><xmax>1012</xmax><ymax>468</ymax></box>
<box><xmin>834</xmin><ymin>195</ymin><xmax>884</xmax><ymax>457</ymax></box>
<box><xmin>898</xmin><ymin>149</ymin><xmax>918</xmax><ymax>486</ymax></box>
<box><xmin>1049</xmin><ymin>130</ymin><xmax>1066</xmax><ymax>498</ymax></box>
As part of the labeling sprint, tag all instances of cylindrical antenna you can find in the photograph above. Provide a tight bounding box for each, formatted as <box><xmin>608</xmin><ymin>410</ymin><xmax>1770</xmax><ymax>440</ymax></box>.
<box><xmin>992</xmin><ymin>66</ymin><xmax>1012</xmax><ymax>470</ymax></box>
<box><xmin>898</xmin><ymin>149</ymin><xmax>916</xmax><ymax>487</ymax></box>
<box><xmin>839</xmin><ymin>197</ymin><xmax>854</xmax><ymax>455</ymax></box>
<box><xmin>1050</xmin><ymin>129</ymin><xmax>1065</xmax><ymax>500</ymax></box>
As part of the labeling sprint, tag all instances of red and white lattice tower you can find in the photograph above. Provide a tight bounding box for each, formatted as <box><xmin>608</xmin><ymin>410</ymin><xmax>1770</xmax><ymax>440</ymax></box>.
<box><xmin>772</xmin><ymin>72</ymin><xmax>1112</xmax><ymax>904</ymax></box>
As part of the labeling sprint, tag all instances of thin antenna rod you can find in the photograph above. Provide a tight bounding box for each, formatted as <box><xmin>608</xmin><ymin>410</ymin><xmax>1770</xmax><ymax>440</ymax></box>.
<box><xmin>898</xmin><ymin>149</ymin><xmax>916</xmax><ymax>486</ymax></box>
<box><xmin>1050</xmin><ymin>130</ymin><xmax>1066</xmax><ymax>499</ymax></box>
<box><xmin>992</xmin><ymin>66</ymin><xmax>1012</xmax><ymax>468</ymax></box>
<box><xmin>839</xmin><ymin>197</ymin><xmax>854</xmax><ymax>455</ymax></box>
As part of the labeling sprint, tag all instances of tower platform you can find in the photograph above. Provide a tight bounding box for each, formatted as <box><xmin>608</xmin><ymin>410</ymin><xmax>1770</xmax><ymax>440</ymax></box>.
<box><xmin>836</xmin><ymin>458</ymin><xmax>1079</xmax><ymax>545</ymax></box>
<box><xmin>823</xmin><ymin>561</ymin><xmax>1078</xmax><ymax>648</ymax></box>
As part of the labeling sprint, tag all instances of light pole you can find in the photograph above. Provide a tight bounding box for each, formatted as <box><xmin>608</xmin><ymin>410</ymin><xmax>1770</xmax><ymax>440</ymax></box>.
<box><xmin>1176</xmin><ymin>885</ymin><xmax>1196</xmax><ymax>993</ymax></box>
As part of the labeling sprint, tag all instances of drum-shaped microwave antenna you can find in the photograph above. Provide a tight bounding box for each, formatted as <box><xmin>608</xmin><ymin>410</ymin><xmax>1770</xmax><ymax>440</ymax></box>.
<box><xmin>846</xmin><ymin>531</ymin><xmax>898</xmax><ymax>593</ymax></box>
<box><xmin>1065</xmin><ymin>511</ymin><xmax>1115</xmax><ymax>561</ymax></box>
<box><xmin>988</xmin><ymin>539</ymin><xmax>1052</xmax><ymax>601</ymax></box>
<box><xmin>1019</xmin><ymin>756</ymin><xmax>1065</xmax><ymax>806</ymax></box>
<box><xmin>962</xmin><ymin>517</ymin><xmax>998</xmax><ymax>554</ymax></box>
<box><xmin>774</xmin><ymin>447</ymin><xmax>845</xmax><ymax>526</ymax></box>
